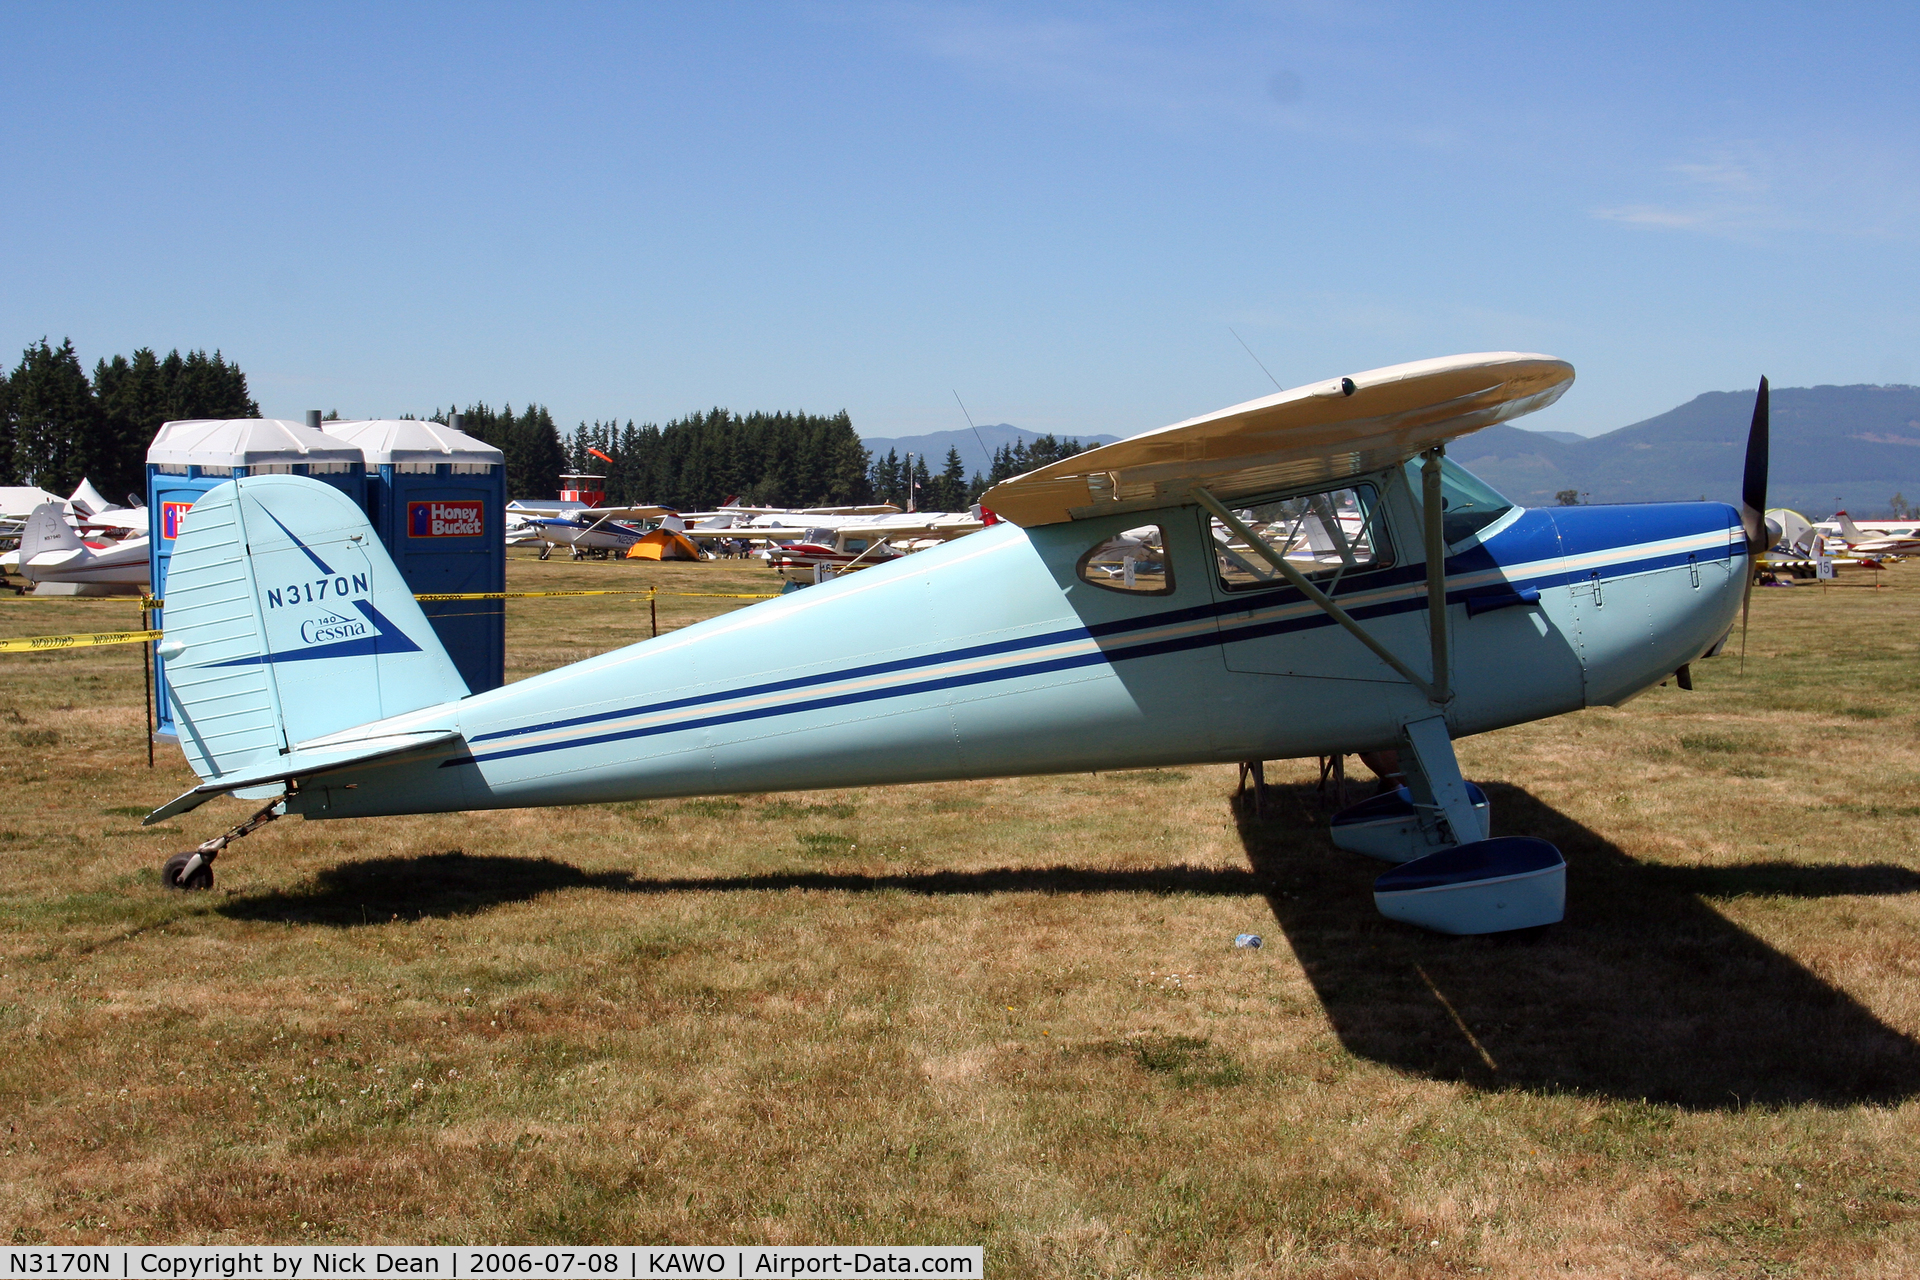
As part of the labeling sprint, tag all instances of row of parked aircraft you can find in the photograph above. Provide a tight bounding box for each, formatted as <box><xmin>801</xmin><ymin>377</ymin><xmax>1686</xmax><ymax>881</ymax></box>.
<box><xmin>505</xmin><ymin>498</ymin><xmax>989</xmax><ymax>579</ymax></box>
<box><xmin>0</xmin><ymin>480</ymin><xmax>151</xmax><ymax>591</ymax></box>
<box><xmin>1758</xmin><ymin>508</ymin><xmax>1919</xmax><ymax>577</ymax></box>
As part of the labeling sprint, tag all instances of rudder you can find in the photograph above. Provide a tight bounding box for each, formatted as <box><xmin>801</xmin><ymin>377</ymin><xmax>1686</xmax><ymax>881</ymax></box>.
<box><xmin>158</xmin><ymin>475</ymin><xmax>469</xmax><ymax>783</ymax></box>
<box><xmin>20</xmin><ymin>502</ymin><xmax>84</xmax><ymax>563</ymax></box>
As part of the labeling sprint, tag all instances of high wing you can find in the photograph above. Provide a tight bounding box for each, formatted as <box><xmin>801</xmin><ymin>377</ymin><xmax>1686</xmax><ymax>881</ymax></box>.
<box><xmin>694</xmin><ymin>504</ymin><xmax>903</xmax><ymax>518</ymax></box>
<box><xmin>982</xmin><ymin>352</ymin><xmax>1574</xmax><ymax>527</ymax></box>
<box><xmin>505</xmin><ymin>501</ymin><xmax>673</xmax><ymax>521</ymax></box>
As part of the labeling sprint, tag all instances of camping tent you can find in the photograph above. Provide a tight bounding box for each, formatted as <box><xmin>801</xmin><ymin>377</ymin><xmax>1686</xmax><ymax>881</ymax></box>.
<box><xmin>625</xmin><ymin>529</ymin><xmax>702</xmax><ymax>561</ymax></box>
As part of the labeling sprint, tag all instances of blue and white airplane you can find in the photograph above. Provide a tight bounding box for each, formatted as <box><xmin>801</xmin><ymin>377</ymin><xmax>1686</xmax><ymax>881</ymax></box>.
<box><xmin>144</xmin><ymin>353</ymin><xmax>1769</xmax><ymax>935</ymax></box>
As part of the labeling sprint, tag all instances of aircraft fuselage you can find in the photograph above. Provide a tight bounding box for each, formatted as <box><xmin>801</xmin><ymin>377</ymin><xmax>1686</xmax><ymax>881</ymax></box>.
<box><xmin>284</xmin><ymin>471</ymin><xmax>1745</xmax><ymax>822</ymax></box>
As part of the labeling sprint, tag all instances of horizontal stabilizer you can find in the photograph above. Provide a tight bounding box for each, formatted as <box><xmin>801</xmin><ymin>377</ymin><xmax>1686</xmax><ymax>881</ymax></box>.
<box><xmin>143</xmin><ymin>728</ymin><xmax>464</xmax><ymax>825</ymax></box>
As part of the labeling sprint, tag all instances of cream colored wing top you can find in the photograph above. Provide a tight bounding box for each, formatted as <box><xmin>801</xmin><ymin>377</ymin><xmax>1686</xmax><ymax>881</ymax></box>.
<box><xmin>981</xmin><ymin>352</ymin><xmax>1574</xmax><ymax>527</ymax></box>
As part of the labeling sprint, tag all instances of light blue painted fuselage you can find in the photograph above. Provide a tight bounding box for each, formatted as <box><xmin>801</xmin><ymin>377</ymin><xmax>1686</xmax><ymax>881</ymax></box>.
<box><xmin>282</xmin><ymin>471</ymin><xmax>1745</xmax><ymax>821</ymax></box>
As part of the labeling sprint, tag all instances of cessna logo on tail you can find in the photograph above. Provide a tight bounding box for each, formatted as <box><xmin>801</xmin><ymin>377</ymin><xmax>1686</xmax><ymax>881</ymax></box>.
<box><xmin>208</xmin><ymin>598</ymin><xmax>424</xmax><ymax>668</ymax></box>
<box><xmin>299</xmin><ymin>608</ymin><xmax>372</xmax><ymax>645</ymax></box>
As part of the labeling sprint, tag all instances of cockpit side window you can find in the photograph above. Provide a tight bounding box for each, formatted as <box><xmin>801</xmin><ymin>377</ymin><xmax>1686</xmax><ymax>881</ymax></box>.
<box><xmin>1211</xmin><ymin>484</ymin><xmax>1391</xmax><ymax>592</ymax></box>
<box><xmin>1077</xmin><ymin>524</ymin><xmax>1174</xmax><ymax>594</ymax></box>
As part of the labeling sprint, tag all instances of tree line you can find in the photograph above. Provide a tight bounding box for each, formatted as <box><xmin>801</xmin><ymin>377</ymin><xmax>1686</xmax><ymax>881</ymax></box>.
<box><xmin>565</xmin><ymin>414</ymin><xmax>1095</xmax><ymax>513</ymax></box>
<box><xmin>427</xmin><ymin>404</ymin><xmax>571</xmax><ymax>503</ymax></box>
<box><xmin>864</xmin><ymin>434</ymin><xmax>1091</xmax><ymax>511</ymax></box>
<box><xmin>563</xmin><ymin>410</ymin><xmax>874</xmax><ymax>510</ymax></box>
<box><xmin>0</xmin><ymin>335</ymin><xmax>1099</xmax><ymax>511</ymax></box>
<box><xmin>0</xmin><ymin>339</ymin><xmax>257</xmax><ymax>502</ymax></box>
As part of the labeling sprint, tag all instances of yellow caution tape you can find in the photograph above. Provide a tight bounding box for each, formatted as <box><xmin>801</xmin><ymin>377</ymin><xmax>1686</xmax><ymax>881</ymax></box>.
<box><xmin>0</xmin><ymin>628</ymin><xmax>161</xmax><ymax>653</ymax></box>
<box><xmin>5</xmin><ymin>586</ymin><xmax>783</xmax><ymax>653</ymax></box>
<box><xmin>412</xmin><ymin>588</ymin><xmax>780</xmax><ymax>601</ymax></box>
<box><xmin>411</xmin><ymin>588</ymin><xmax>656</xmax><ymax>602</ymax></box>
<box><xmin>145</xmin><ymin>588</ymin><xmax>780</xmax><ymax>606</ymax></box>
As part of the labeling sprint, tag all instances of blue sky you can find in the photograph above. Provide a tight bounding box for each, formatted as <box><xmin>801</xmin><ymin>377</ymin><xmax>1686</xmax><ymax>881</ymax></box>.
<box><xmin>4</xmin><ymin>2</ymin><xmax>1915</xmax><ymax>439</ymax></box>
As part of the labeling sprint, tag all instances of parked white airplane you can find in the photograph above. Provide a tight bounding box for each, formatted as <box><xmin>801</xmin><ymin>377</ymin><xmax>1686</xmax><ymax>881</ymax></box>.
<box><xmin>13</xmin><ymin>502</ymin><xmax>150</xmax><ymax>590</ymax></box>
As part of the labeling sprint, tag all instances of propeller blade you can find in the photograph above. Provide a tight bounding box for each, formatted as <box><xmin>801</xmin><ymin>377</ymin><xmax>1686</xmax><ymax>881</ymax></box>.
<box><xmin>1740</xmin><ymin>377</ymin><xmax>1770</xmax><ymax>551</ymax></box>
<box><xmin>1738</xmin><ymin>377</ymin><xmax>1769</xmax><ymax>673</ymax></box>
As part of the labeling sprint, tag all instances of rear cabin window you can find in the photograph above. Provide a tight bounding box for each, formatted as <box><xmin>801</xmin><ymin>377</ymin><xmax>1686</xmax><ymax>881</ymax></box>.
<box><xmin>1211</xmin><ymin>485</ymin><xmax>1390</xmax><ymax>592</ymax></box>
<box><xmin>1078</xmin><ymin>524</ymin><xmax>1173</xmax><ymax>594</ymax></box>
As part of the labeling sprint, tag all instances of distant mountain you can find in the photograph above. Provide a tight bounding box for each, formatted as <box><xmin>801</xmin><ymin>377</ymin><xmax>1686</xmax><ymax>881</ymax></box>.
<box><xmin>1452</xmin><ymin>384</ymin><xmax>1920</xmax><ymax>518</ymax></box>
<box><xmin>1519</xmin><ymin>428</ymin><xmax>1587</xmax><ymax>444</ymax></box>
<box><xmin>861</xmin><ymin>424</ymin><xmax>1122</xmax><ymax>481</ymax></box>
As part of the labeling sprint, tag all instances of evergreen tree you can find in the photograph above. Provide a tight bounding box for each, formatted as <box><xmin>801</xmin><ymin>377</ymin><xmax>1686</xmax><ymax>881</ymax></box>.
<box><xmin>0</xmin><ymin>339</ymin><xmax>257</xmax><ymax>496</ymax></box>
<box><xmin>89</xmin><ymin>347</ymin><xmax>257</xmax><ymax>501</ymax></box>
<box><xmin>93</xmin><ymin>349</ymin><xmax>167</xmax><ymax>500</ymax></box>
<box><xmin>0</xmin><ymin>359</ymin><xmax>14</xmax><ymax>484</ymax></box>
<box><xmin>8</xmin><ymin>339</ymin><xmax>100</xmax><ymax>493</ymax></box>
<box><xmin>924</xmin><ymin>446</ymin><xmax>966</xmax><ymax>511</ymax></box>
<box><xmin>870</xmin><ymin>448</ymin><xmax>903</xmax><ymax>507</ymax></box>
<box><xmin>507</xmin><ymin>407</ymin><xmax>872</xmax><ymax>509</ymax></box>
<box><xmin>436</xmin><ymin>402</ymin><xmax>568</xmax><ymax>499</ymax></box>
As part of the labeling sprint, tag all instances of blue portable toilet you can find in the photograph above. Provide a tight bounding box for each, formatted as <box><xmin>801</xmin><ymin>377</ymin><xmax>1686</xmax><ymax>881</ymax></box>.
<box><xmin>319</xmin><ymin>418</ymin><xmax>507</xmax><ymax>696</ymax></box>
<box><xmin>146</xmin><ymin>418</ymin><xmax>367</xmax><ymax>740</ymax></box>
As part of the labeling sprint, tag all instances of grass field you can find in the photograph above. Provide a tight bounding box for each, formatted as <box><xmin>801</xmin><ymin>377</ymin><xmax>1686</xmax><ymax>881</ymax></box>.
<box><xmin>2</xmin><ymin>549</ymin><xmax>1918</xmax><ymax>1276</ymax></box>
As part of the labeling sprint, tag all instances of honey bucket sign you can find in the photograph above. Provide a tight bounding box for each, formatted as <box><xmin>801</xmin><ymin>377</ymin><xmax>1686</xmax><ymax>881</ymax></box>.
<box><xmin>408</xmin><ymin>500</ymin><xmax>485</xmax><ymax>538</ymax></box>
<box><xmin>159</xmin><ymin>501</ymin><xmax>195</xmax><ymax>540</ymax></box>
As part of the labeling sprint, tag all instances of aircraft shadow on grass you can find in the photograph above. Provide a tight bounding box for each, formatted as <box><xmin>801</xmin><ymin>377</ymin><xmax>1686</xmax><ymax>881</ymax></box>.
<box><xmin>1238</xmin><ymin>780</ymin><xmax>1920</xmax><ymax>1111</ymax></box>
<box><xmin>220</xmin><ymin>783</ymin><xmax>1920</xmax><ymax>1110</ymax></box>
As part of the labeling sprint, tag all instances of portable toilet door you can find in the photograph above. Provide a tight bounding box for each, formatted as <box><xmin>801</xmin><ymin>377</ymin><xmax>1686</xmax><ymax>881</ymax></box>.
<box><xmin>319</xmin><ymin>418</ymin><xmax>507</xmax><ymax>695</ymax></box>
<box><xmin>147</xmin><ymin>418</ymin><xmax>367</xmax><ymax>740</ymax></box>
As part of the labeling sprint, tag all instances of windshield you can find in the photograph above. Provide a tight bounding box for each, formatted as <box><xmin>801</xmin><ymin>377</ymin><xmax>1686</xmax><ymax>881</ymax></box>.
<box><xmin>1401</xmin><ymin>456</ymin><xmax>1515</xmax><ymax>545</ymax></box>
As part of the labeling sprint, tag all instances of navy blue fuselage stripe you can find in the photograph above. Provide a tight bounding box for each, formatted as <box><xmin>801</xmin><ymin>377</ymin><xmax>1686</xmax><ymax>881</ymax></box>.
<box><xmin>466</xmin><ymin>621</ymin><xmax>1105</xmax><ymax>743</ymax></box>
<box><xmin>468</xmin><ymin>522</ymin><xmax>1739</xmax><ymax>752</ymax></box>
<box><xmin>450</xmin><ymin>647</ymin><xmax>1120</xmax><ymax>765</ymax></box>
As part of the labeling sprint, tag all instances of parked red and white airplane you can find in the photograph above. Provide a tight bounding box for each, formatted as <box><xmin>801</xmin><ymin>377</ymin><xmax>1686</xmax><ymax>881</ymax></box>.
<box><xmin>680</xmin><ymin>508</ymin><xmax>989</xmax><ymax>578</ymax></box>
<box><xmin>1822</xmin><ymin>511</ymin><xmax>1919</xmax><ymax>558</ymax></box>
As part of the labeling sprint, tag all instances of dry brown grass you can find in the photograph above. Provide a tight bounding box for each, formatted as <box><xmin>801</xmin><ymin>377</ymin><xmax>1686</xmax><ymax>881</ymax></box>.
<box><xmin>2</xmin><ymin>552</ymin><xmax>1919</xmax><ymax>1276</ymax></box>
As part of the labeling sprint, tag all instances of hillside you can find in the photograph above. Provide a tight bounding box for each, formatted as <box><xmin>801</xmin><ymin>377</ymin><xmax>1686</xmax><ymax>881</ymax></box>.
<box><xmin>1452</xmin><ymin>384</ymin><xmax>1920</xmax><ymax>517</ymax></box>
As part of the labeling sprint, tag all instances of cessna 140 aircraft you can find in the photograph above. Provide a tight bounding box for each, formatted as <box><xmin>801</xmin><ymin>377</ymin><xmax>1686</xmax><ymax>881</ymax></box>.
<box><xmin>143</xmin><ymin>352</ymin><xmax>1766</xmax><ymax>935</ymax></box>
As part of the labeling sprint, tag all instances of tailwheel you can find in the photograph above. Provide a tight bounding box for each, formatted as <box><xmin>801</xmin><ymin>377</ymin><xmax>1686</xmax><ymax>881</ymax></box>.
<box><xmin>162</xmin><ymin>851</ymin><xmax>214</xmax><ymax>891</ymax></box>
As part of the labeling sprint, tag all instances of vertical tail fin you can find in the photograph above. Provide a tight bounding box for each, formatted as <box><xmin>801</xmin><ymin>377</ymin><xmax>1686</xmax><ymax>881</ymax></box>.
<box><xmin>159</xmin><ymin>475</ymin><xmax>468</xmax><ymax>784</ymax></box>
<box><xmin>20</xmin><ymin>502</ymin><xmax>84</xmax><ymax>564</ymax></box>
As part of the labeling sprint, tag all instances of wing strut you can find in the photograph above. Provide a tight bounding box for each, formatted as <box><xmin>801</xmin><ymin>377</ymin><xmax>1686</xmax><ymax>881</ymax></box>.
<box><xmin>1419</xmin><ymin>447</ymin><xmax>1452</xmax><ymax>706</ymax></box>
<box><xmin>1192</xmin><ymin>484</ymin><xmax>1450</xmax><ymax>705</ymax></box>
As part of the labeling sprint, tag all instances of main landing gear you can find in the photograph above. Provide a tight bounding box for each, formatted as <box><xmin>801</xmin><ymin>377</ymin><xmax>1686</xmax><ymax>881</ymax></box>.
<box><xmin>1327</xmin><ymin>715</ymin><xmax>1565</xmax><ymax>935</ymax></box>
<box><xmin>160</xmin><ymin>796</ymin><xmax>285</xmax><ymax>891</ymax></box>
